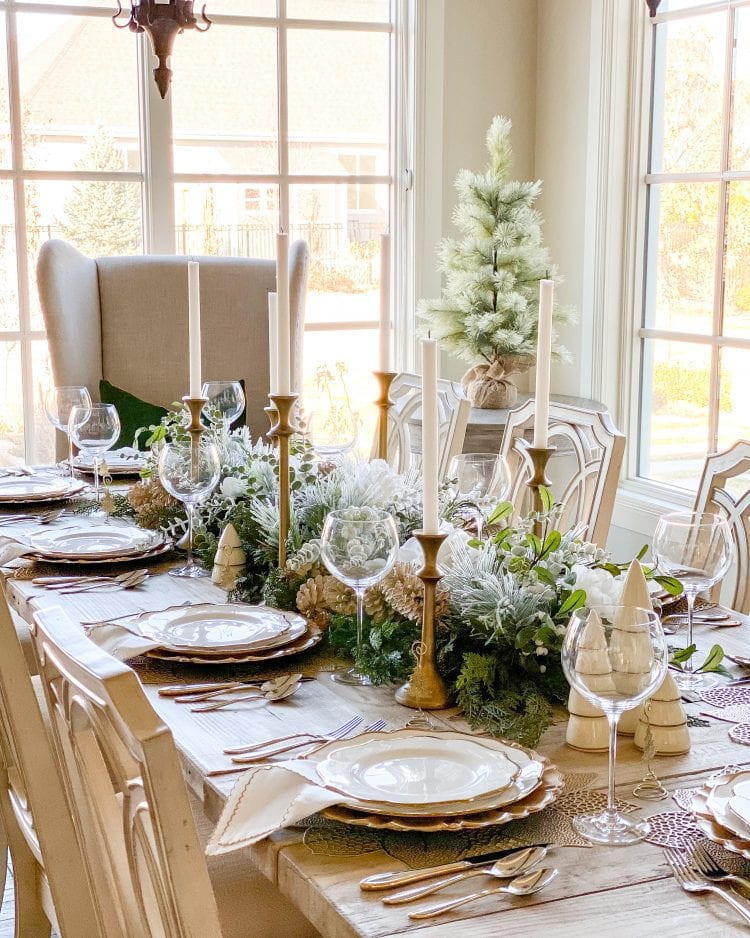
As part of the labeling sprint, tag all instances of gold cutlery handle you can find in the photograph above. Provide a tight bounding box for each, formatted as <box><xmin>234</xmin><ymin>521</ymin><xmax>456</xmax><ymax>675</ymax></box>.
<box><xmin>359</xmin><ymin>862</ymin><xmax>471</xmax><ymax>891</ymax></box>
<box><xmin>192</xmin><ymin>691</ymin><xmax>264</xmax><ymax>712</ymax></box>
<box><xmin>224</xmin><ymin>730</ymin><xmax>324</xmax><ymax>755</ymax></box>
<box><xmin>159</xmin><ymin>683</ymin><xmax>244</xmax><ymax>697</ymax></box>
<box><xmin>383</xmin><ymin>869</ymin><xmax>483</xmax><ymax>904</ymax></box>
<box><xmin>703</xmin><ymin>883</ymin><xmax>750</xmax><ymax>925</ymax></box>
<box><xmin>408</xmin><ymin>884</ymin><xmax>511</xmax><ymax>920</ymax></box>
<box><xmin>230</xmin><ymin>737</ymin><xmax>328</xmax><ymax>762</ymax></box>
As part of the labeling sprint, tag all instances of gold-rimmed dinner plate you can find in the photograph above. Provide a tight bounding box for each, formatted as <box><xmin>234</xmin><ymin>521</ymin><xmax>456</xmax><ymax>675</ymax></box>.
<box><xmin>30</xmin><ymin>526</ymin><xmax>165</xmax><ymax>560</ymax></box>
<box><xmin>693</xmin><ymin>784</ymin><xmax>750</xmax><ymax>861</ymax></box>
<box><xmin>0</xmin><ymin>476</ymin><xmax>83</xmax><ymax>503</ymax></box>
<box><xmin>145</xmin><ymin>623</ymin><xmax>323</xmax><ymax>665</ymax></box>
<box><xmin>29</xmin><ymin>539</ymin><xmax>173</xmax><ymax>566</ymax></box>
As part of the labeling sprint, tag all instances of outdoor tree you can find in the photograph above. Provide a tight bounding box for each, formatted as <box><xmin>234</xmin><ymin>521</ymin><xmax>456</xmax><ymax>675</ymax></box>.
<box><xmin>61</xmin><ymin>128</ymin><xmax>141</xmax><ymax>257</ymax></box>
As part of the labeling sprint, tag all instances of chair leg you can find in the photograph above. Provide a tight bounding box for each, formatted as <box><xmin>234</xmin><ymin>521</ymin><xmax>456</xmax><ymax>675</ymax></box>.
<box><xmin>0</xmin><ymin>817</ymin><xmax>8</xmax><ymax>914</ymax></box>
<box><xmin>11</xmin><ymin>845</ymin><xmax>50</xmax><ymax>938</ymax></box>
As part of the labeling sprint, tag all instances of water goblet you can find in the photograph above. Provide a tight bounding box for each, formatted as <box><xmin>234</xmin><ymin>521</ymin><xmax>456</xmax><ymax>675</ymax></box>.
<box><xmin>202</xmin><ymin>380</ymin><xmax>245</xmax><ymax>428</ymax></box>
<box><xmin>653</xmin><ymin>511</ymin><xmax>734</xmax><ymax>691</ymax></box>
<box><xmin>562</xmin><ymin>605</ymin><xmax>668</xmax><ymax>845</ymax></box>
<box><xmin>307</xmin><ymin>407</ymin><xmax>359</xmax><ymax>461</ymax></box>
<box><xmin>158</xmin><ymin>440</ymin><xmax>220</xmax><ymax>578</ymax></box>
<box><xmin>320</xmin><ymin>507</ymin><xmax>399</xmax><ymax>685</ymax></box>
<box><xmin>44</xmin><ymin>386</ymin><xmax>92</xmax><ymax>477</ymax></box>
<box><xmin>69</xmin><ymin>403</ymin><xmax>120</xmax><ymax>514</ymax></box>
<box><xmin>448</xmin><ymin>453</ymin><xmax>511</xmax><ymax>540</ymax></box>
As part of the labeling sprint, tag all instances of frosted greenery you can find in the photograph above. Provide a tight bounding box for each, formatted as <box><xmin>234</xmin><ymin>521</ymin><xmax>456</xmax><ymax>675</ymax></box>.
<box><xmin>419</xmin><ymin>116</ymin><xmax>575</xmax><ymax>365</ymax></box>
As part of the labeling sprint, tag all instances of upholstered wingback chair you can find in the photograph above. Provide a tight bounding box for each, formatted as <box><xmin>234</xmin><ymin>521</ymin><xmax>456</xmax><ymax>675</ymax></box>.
<box><xmin>37</xmin><ymin>239</ymin><xmax>309</xmax><ymax>445</ymax></box>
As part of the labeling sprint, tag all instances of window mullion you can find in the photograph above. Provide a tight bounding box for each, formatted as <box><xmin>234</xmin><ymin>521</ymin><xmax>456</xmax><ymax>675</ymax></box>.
<box><xmin>140</xmin><ymin>34</ymin><xmax>174</xmax><ymax>254</ymax></box>
<box><xmin>277</xmin><ymin>0</ymin><xmax>289</xmax><ymax>234</ymax></box>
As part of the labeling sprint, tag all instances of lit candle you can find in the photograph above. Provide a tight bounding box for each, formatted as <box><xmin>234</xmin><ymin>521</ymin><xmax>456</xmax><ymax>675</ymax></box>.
<box><xmin>268</xmin><ymin>292</ymin><xmax>278</xmax><ymax>396</ymax></box>
<box><xmin>421</xmin><ymin>337</ymin><xmax>440</xmax><ymax>534</ymax></box>
<box><xmin>276</xmin><ymin>233</ymin><xmax>291</xmax><ymax>396</ymax></box>
<box><xmin>379</xmin><ymin>233</ymin><xmax>391</xmax><ymax>371</ymax></box>
<box><xmin>533</xmin><ymin>279</ymin><xmax>554</xmax><ymax>449</ymax></box>
<box><xmin>188</xmin><ymin>261</ymin><xmax>201</xmax><ymax>398</ymax></box>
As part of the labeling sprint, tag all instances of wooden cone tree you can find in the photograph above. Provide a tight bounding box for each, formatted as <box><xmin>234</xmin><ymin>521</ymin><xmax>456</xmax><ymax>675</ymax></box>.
<box><xmin>566</xmin><ymin>609</ymin><xmax>615</xmax><ymax>752</ymax></box>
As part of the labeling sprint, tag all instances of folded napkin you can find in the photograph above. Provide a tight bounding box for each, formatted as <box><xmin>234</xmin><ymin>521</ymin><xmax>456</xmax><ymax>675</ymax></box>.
<box><xmin>0</xmin><ymin>537</ymin><xmax>34</xmax><ymax>567</ymax></box>
<box><xmin>207</xmin><ymin>759</ymin><xmax>344</xmax><ymax>855</ymax></box>
<box><xmin>84</xmin><ymin>620</ymin><xmax>162</xmax><ymax>661</ymax></box>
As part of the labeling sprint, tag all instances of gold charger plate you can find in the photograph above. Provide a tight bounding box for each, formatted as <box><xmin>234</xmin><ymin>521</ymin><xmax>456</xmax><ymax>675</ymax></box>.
<box><xmin>692</xmin><ymin>777</ymin><xmax>750</xmax><ymax>860</ymax></box>
<box><xmin>27</xmin><ymin>540</ymin><xmax>173</xmax><ymax>566</ymax></box>
<box><xmin>145</xmin><ymin>623</ymin><xmax>323</xmax><ymax>665</ymax></box>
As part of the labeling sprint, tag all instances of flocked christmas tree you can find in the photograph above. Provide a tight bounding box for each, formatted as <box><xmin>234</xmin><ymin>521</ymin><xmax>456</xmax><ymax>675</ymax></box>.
<box><xmin>419</xmin><ymin>116</ymin><xmax>575</xmax><ymax>408</ymax></box>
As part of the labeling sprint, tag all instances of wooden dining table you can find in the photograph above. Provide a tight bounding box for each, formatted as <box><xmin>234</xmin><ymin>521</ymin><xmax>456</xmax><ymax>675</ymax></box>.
<box><xmin>4</xmin><ymin>514</ymin><xmax>750</xmax><ymax>937</ymax></box>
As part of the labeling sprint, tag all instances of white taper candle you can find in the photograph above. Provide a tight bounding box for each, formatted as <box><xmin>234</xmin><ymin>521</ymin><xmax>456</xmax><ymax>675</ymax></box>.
<box><xmin>421</xmin><ymin>337</ymin><xmax>440</xmax><ymax>535</ymax></box>
<box><xmin>379</xmin><ymin>233</ymin><xmax>391</xmax><ymax>371</ymax></box>
<box><xmin>188</xmin><ymin>261</ymin><xmax>201</xmax><ymax>398</ymax></box>
<box><xmin>533</xmin><ymin>279</ymin><xmax>554</xmax><ymax>449</ymax></box>
<box><xmin>276</xmin><ymin>233</ymin><xmax>290</xmax><ymax>395</ymax></box>
<box><xmin>268</xmin><ymin>292</ymin><xmax>279</xmax><ymax>396</ymax></box>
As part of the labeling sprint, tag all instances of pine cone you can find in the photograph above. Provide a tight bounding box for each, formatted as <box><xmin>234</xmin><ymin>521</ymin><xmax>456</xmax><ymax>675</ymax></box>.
<box><xmin>296</xmin><ymin>574</ymin><xmax>331</xmax><ymax>627</ymax></box>
<box><xmin>381</xmin><ymin>562</ymin><xmax>449</xmax><ymax>622</ymax></box>
<box><xmin>364</xmin><ymin>585</ymin><xmax>388</xmax><ymax>624</ymax></box>
<box><xmin>322</xmin><ymin>576</ymin><xmax>357</xmax><ymax>615</ymax></box>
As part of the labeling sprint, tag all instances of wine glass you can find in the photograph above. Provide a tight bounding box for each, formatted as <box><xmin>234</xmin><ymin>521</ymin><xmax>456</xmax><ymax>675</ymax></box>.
<box><xmin>202</xmin><ymin>380</ymin><xmax>245</xmax><ymax>428</ymax></box>
<box><xmin>320</xmin><ymin>507</ymin><xmax>399</xmax><ymax>684</ymax></box>
<box><xmin>69</xmin><ymin>403</ymin><xmax>120</xmax><ymax>513</ymax></box>
<box><xmin>448</xmin><ymin>453</ymin><xmax>511</xmax><ymax>539</ymax></box>
<box><xmin>158</xmin><ymin>440</ymin><xmax>220</xmax><ymax>578</ymax></box>
<box><xmin>44</xmin><ymin>386</ymin><xmax>92</xmax><ymax>476</ymax></box>
<box><xmin>652</xmin><ymin>511</ymin><xmax>734</xmax><ymax>691</ymax></box>
<box><xmin>562</xmin><ymin>605</ymin><xmax>668</xmax><ymax>845</ymax></box>
<box><xmin>307</xmin><ymin>407</ymin><xmax>359</xmax><ymax>460</ymax></box>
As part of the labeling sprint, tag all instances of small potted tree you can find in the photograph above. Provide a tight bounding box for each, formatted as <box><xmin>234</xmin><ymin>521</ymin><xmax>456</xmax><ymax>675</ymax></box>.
<box><xmin>419</xmin><ymin>116</ymin><xmax>575</xmax><ymax>408</ymax></box>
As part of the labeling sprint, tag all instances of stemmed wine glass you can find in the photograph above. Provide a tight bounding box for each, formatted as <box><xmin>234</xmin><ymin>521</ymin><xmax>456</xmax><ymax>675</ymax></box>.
<box><xmin>307</xmin><ymin>407</ymin><xmax>359</xmax><ymax>461</ymax></box>
<box><xmin>158</xmin><ymin>440</ymin><xmax>220</xmax><ymax>578</ymax></box>
<box><xmin>69</xmin><ymin>403</ymin><xmax>120</xmax><ymax>514</ymax></box>
<box><xmin>44</xmin><ymin>386</ymin><xmax>92</xmax><ymax>477</ymax></box>
<box><xmin>320</xmin><ymin>507</ymin><xmax>399</xmax><ymax>685</ymax></box>
<box><xmin>202</xmin><ymin>381</ymin><xmax>245</xmax><ymax>429</ymax></box>
<box><xmin>652</xmin><ymin>511</ymin><xmax>734</xmax><ymax>691</ymax></box>
<box><xmin>448</xmin><ymin>453</ymin><xmax>511</xmax><ymax>540</ymax></box>
<box><xmin>562</xmin><ymin>605</ymin><xmax>668</xmax><ymax>845</ymax></box>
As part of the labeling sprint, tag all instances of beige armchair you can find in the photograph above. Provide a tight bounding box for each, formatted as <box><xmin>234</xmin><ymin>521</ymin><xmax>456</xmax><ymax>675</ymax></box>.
<box><xmin>37</xmin><ymin>239</ymin><xmax>309</xmax><ymax>445</ymax></box>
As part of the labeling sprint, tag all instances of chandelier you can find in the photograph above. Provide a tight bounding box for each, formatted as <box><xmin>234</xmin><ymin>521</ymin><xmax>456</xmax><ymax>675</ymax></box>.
<box><xmin>113</xmin><ymin>0</ymin><xmax>211</xmax><ymax>99</ymax></box>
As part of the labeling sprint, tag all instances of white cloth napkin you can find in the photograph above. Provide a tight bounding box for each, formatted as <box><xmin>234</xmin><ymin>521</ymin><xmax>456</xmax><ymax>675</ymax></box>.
<box><xmin>84</xmin><ymin>620</ymin><xmax>162</xmax><ymax>661</ymax></box>
<box><xmin>0</xmin><ymin>537</ymin><xmax>34</xmax><ymax>566</ymax></box>
<box><xmin>207</xmin><ymin>759</ymin><xmax>344</xmax><ymax>855</ymax></box>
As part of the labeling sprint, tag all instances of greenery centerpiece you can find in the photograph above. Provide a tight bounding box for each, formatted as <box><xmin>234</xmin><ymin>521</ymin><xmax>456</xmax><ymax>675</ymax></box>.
<box><xmin>419</xmin><ymin>116</ymin><xmax>575</xmax><ymax>408</ymax></box>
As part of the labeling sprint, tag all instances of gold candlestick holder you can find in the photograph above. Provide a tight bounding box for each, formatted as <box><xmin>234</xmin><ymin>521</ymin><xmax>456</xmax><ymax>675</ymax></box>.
<box><xmin>524</xmin><ymin>444</ymin><xmax>556</xmax><ymax>537</ymax></box>
<box><xmin>182</xmin><ymin>395</ymin><xmax>208</xmax><ymax>446</ymax></box>
<box><xmin>268</xmin><ymin>393</ymin><xmax>299</xmax><ymax>569</ymax></box>
<box><xmin>373</xmin><ymin>371</ymin><xmax>396</xmax><ymax>461</ymax></box>
<box><xmin>264</xmin><ymin>403</ymin><xmax>279</xmax><ymax>441</ymax></box>
<box><xmin>395</xmin><ymin>531</ymin><xmax>451</xmax><ymax>710</ymax></box>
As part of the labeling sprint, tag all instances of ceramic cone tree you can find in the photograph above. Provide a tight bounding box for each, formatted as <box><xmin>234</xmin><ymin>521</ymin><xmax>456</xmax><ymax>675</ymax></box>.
<box><xmin>616</xmin><ymin>560</ymin><xmax>655</xmax><ymax>735</ymax></box>
<box><xmin>634</xmin><ymin>671</ymin><xmax>690</xmax><ymax>756</ymax></box>
<box><xmin>211</xmin><ymin>523</ymin><xmax>246</xmax><ymax>590</ymax></box>
<box><xmin>566</xmin><ymin>609</ymin><xmax>615</xmax><ymax>752</ymax></box>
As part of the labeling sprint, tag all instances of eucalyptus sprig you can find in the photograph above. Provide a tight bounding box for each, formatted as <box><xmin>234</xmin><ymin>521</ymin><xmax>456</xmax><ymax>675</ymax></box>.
<box><xmin>670</xmin><ymin>642</ymin><xmax>729</xmax><ymax>675</ymax></box>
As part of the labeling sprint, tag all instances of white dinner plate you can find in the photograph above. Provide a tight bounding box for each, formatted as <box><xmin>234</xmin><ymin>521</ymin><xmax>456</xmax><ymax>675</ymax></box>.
<box><xmin>314</xmin><ymin>731</ymin><xmax>521</xmax><ymax>808</ymax></box>
<box><xmin>707</xmin><ymin>770</ymin><xmax>750</xmax><ymax>840</ymax></box>
<box><xmin>137</xmin><ymin>604</ymin><xmax>307</xmax><ymax>653</ymax></box>
<box><xmin>74</xmin><ymin>449</ymin><xmax>147</xmax><ymax>475</ymax></box>
<box><xmin>0</xmin><ymin>477</ymin><xmax>71</xmax><ymax>501</ymax></box>
<box><xmin>30</xmin><ymin>526</ymin><xmax>165</xmax><ymax>559</ymax></box>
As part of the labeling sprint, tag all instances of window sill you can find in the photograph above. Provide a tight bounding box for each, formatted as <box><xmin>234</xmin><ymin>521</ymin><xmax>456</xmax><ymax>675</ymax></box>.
<box><xmin>611</xmin><ymin>478</ymin><xmax>693</xmax><ymax>538</ymax></box>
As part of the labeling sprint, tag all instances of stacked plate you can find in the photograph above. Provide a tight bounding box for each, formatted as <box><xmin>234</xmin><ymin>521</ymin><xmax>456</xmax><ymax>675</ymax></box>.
<box><xmin>134</xmin><ymin>603</ymin><xmax>323</xmax><ymax>665</ymax></box>
<box><xmin>0</xmin><ymin>475</ymin><xmax>86</xmax><ymax>505</ymax></box>
<box><xmin>693</xmin><ymin>769</ymin><xmax>750</xmax><ymax>859</ymax></box>
<box><xmin>28</xmin><ymin>525</ymin><xmax>171</xmax><ymax>565</ymax></box>
<box><xmin>305</xmin><ymin>728</ymin><xmax>562</xmax><ymax>832</ymax></box>
<box><xmin>74</xmin><ymin>449</ymin><xmax>147</xmax><ymax>476</ymax></box>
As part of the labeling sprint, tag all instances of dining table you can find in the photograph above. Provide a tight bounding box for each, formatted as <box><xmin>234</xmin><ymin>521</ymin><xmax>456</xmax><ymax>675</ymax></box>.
<box><xmin>3</xmin><ymin>506</ymin><xmax>750</xmax><ymax>937</ymax></box>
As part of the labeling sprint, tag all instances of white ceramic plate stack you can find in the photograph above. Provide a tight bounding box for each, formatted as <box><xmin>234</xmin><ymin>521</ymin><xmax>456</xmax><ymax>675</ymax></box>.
<box><xmin>134</xmin><ymin>603</ymin><xmax>323</xmax><ymax>665</ymax></box>
<box><xmin>0</xmin><ymin>475</ymin><xmax>86</xmax><ymax>505</ymax></box>
<box><xmin>28</xmin><ymin>525</ymin><xmax>172</xmax><ymax>565</ymax></box>
<box><xmin>693</xmin><ymin>769</ymin><xmax>750</xmax><ymax>859</ymax></box>
<box><xmin>74</xmin><ymin>448</ymin><xmax>147</xmax><ymax>476</ymax></box>
<box><xmin>307</xmin><ymin>729</ymin><xmax>563</xmax><ymax>832</ymax></box>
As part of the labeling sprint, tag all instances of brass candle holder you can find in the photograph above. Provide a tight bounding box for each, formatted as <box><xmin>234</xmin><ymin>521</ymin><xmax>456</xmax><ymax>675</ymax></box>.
<box><xmin>264</xmin><ymin>403</ymin><xmax>279</xmax><ymax>440</ymax></box>
<box><xmin>373</xmin><ymin>370</ymin><xmax>396</xmax><ymax>461</ymax></box>
<box><xmin>268</xmin><ymin>393</ymin><xmax>299</xmax><ymax>569</ymax></box>
<box><xmin>524</xmin><ymin>444</ymin><xmax>556</xmax><ymax>537</ymax></box>
<box><xmin>395</xmin><ymin>531</ymin><xmax>451</xmax><ymax>710</ymax></box>
<box><xmin>182</xmin><ymin>395</ymin><xmax>208</xmax><ymax>447</ymax></box>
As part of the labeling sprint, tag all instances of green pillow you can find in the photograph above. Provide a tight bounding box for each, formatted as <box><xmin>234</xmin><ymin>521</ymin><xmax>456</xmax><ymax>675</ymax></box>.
<box><xmin>99</xmin><ymin>380</ymin><xmax>168</xmax><ymax>450</ymax></box>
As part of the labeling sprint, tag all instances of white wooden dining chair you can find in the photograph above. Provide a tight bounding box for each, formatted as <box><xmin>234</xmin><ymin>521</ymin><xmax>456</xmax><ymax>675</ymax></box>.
<box><xmin>30</xmin><ymin>606</ymin><xmax>318</xmax><ymax>938</ymax></box>
<box><xmin>0</xmin><ymin>584</ymin><xmax>102</xmax><ymax>937</ymax></box>
<box><xmin>498</xmin><ymin>399</ymin><xmax>625</xmax><ymax>546</ymax></box>
<box><xmin>694</xmin><ymin>439</ymin><xmax>750</xmax><ymax>614</ymax></box>
<box><xmin>370</xmin><ymin>372</ymin><xmax>470</xmax><ymax>478</ymax></box>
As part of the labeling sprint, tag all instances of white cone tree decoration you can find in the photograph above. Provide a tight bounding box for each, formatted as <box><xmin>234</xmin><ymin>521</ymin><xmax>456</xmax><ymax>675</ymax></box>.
<box><xmin>211</xmin><ymin>523</ymin><xmax>246</xmax><ymax>590</ymax></box>
<box><xmin>566</xmin><ymin>609</ymin><xmax>615</xmax><ymax>752</ymax></box>
<box><xmin>634</xmin><ymin>671</ymin><xmax>690</xmax><ymax>756</ymax></box>
<box><xmin>616</xmin><ymin>560</ymin><xmax>655</xmax><ymax>735</ymax></box>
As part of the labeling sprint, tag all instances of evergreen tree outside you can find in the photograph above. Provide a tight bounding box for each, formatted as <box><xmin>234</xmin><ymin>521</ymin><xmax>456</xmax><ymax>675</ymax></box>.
<box><xmin>60</xmin><ymin>128</ymin><xmax>141</xmax><ymax>257</ymax></box>
<box><xmin>419</xmin><ymin>116</ymin><xmax>574</xmax><ymax>368</ymax></box>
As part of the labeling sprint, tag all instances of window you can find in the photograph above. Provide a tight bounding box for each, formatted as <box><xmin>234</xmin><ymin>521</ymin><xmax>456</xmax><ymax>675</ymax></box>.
<box><xmin>1</xmin><ymin>0</ymin><xmax>407</xmax><ymax>465</ymax></box>
<box><xmin>637</xmin><ymin>0</ymin><xmax>750</xmax><ymax>493</ymax></box>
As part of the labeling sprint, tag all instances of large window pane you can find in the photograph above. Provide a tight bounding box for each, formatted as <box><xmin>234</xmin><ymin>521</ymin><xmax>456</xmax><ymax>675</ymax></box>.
<box><xmin>723</xmin><ymin>181</ymin><xmax>750</xmax><ymax>339</ymax></box>
<box><xmin>206</xmin><ymin>0</ymin><xmax>275</xmax><ymax>13</ymax></box>
<box><xmin>0</xmin><ymin>341</ymin><xmax>23</xmax><ymax>466</ymax></box>
<box><xmin>639</xmin><ymin>338</ymin><xmax>711</xmax><ymax>491</ymax></box>
<box><xmin>717</xmin><ymin>347</ymin><xmax>748</xmax><ymax>458</ymax></box>
<box><xmin>287</xmin><ymin>29</ymin><xmax>388</xmax><ymax>175</ymax></box>
<box><xmin>0</xmin><ymin>21</ymin><xmax>10</xmax><ymax>169</ymax></box>
<box><xmin>18</xmin><ymin>14</ymin><xmax>140</xmax><ymax>172</ymax></box>
<box><xmin>0</xmin><ymin>181</ymin><xmax>18</xmax><ymax>331</ymax></box>
<box><xmin>30</xmin><ymin>339</ymin><xmax>54</xmax><ymax>465</ymax></box>
<box><xmin>288</xmin><ymin>0</ymin><xmax>389</xmax><ymax>22</ymax></box>
<box><xmin>174</xmin><ymin>182</ymin><xmax>278</xmax><ymax>257</ymax></box>
<box><xmin>731</xmin><ymin>9</ymin><xmax>750</xmax><ymax>170</ymax></box>
<box><xmin>171</xmin><ymin>25</ymin><xmax>278</xmax><ymax>175</ymax></box>
<box><xmin>27</xmin><ymin>179</ymin><xmax>143</xmax><ymax>329</ymax></box>
<box><xmin>651</xmin><ymin>12</ymin><xmax>725</xmax><ymax>174</ymax></box>
<box><xmin>644</xmin><ymin>182</ymin><xmax>719</xmax><ymax>334</ymax></box>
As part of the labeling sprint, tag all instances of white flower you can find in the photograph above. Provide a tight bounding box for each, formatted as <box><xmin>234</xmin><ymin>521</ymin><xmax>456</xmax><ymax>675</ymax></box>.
<box><xmin>571</xmin><ymin>564</ymin><xmax>621</xmax><ymax>607</ymax></box>
<box><xmin>398</xmin><ymin>523</ymin><xmax>477</xmax><ymax>571</ymax></box>
<box><xmin>220</xmin><ymin>476</ymin><xmax>247</xmax><ymax>499</ymax></box>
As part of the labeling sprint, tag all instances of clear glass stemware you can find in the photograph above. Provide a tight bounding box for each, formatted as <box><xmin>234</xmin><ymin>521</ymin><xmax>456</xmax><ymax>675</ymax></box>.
<box><xmin>320</xmin><ymin>507</ymin><xmax>399</xmax><ymax>685</ymax></box>
<box><xmin>69</xmin><ymin>403</ymin><xmax>120</xmax><ymax>513</ymax></box>
<box><xmin>201</xmin><ymin>380</ymin><xmax>245</xmax><ymax>428</ymax></box>
<box><xmin>158</xmin><ymin>440</ymin><xmax>221</xmax><ymax>578</ymax></box>
<box><xmin>653</xmin><ymin>511</ymin><xmax>734</xmax><ymax>691</ymax></box>
<box><xmin>44</xmin><ymin>386</ymin><xmax>92</xmax><ymax>477</ymax></box>
<box><xmin>448</xmin><ymin>452</ymin><xmax>511</xmax><ymax>539</ymax></box>
<box><xmin>562</xmin><ymin>604</ymin><xmax>668</xmax><ymax>845</ymax></box>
